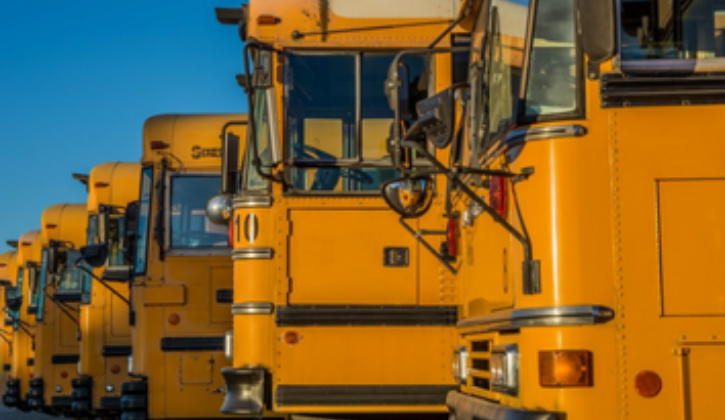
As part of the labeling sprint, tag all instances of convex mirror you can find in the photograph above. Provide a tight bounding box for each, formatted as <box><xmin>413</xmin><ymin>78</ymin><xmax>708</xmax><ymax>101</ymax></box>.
<box><xmin>206</xmin><ymin>194</ymin><xmax>233</xmax><ymax>226</ymax></box>
<box><xmin>79</xmin><ymin>244</ymin><xmax>109</xmax><ymax>269</ymax></box>
<box><xmin>382</xmin><ymin>177</ymin><xmax>434</xmax><ymax>218</ymax></box>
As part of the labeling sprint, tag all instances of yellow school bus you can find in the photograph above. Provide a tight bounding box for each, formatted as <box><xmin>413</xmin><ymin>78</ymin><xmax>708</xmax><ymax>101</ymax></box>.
<box><xmin>92</xmin><ymin>114</ymin><xmax>245</xmax><ymax>420</ymax></box>
<box><xmin>28</xmin><ymin>204</ymin><xmax>87</xmax><ymax>415</ymax></box>
<box><xmin>3</xmin><ymin>230</ymin><xmax>42</xmax><ymax>411</ymax></box>
<box><xmin>382</xmin><ymin>0</ymin><xmax>725</xmax><ymax>419</ymax></box>
<box><xmin>0</xmin><ymin>251</ymin><xmax>17</xmax><ymax>400</ymax></box>
<box><xmin>70</xmin><ymin>162</ymin><xmax>140</xmax><ymax>419</ymax></box>
<box><xmin>213</xmin><ymin>1</ymin><xmax>472</xmax><ymax>416</ymax></box>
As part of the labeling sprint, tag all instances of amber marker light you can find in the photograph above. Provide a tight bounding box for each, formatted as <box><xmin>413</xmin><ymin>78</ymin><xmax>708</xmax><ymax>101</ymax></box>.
<box><xmin>110</xmin><ymin>364</ymin><xmax>121</xmax><ymax>375</ymax></box>
<box><xmin>539</xmin><ymin>350</ymin><xmax>592</xmax><ymax>387</ymax></box>
<box><xmin>94</xmin><ymin>182</ymin><xmax>109</xmax><ymax>188</ymax></box>
<box><xmin>44</xmin><ymin>224</ymin><xmax>58</xmax><ymax>229</ymax></box>
<box><xmin>635</xmin><ymin>370</ymin><xmax>662</xmax><ymax>398</ymax></box>
<box><xmin>283</xmin><ymin>331</ymin><xmax>300</xmax><ymax>345</ymax></box>
<box><xmin>60</xmin><ymin>371</ymin><xmax>68</xmax><ymax>379</ymax></box>
<box><xmin>257</xmin><ymin>15</ymin><xmax>280</xmax><ymax>25</ymax></box>
<box><xmin>150</xmin><ymin>140</ymin><xmax>169</xmax><ymax>150</ymax></box>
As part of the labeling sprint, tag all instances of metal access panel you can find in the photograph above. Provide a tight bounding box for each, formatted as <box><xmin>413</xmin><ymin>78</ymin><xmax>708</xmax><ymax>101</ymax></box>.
<box><xmin>288</xmin><ymin>209</ymin><xmax>418</xmax><ymax>305</ymax></box>
<box><xmin>679</xmin><ymin>345</ymin><xmax>725</xmax><ymax>420</ymax></box>
<box><xmin>658</xmin><ymin>179</ymin><xmax>725</xmax><ymax>316</ymax></box>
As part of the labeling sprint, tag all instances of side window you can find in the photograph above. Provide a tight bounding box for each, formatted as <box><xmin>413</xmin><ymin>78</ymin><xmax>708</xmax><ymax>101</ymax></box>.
<box><xmin>472</xmin><ymin>0</ymin><xmax>530</xmax><ymax>158</ymax></box>
<box><xmin>523</xmin><ymin>0</ymin><xmax>579</xmax><ymax>118</ymax></box>
<box><xmin>58</xmin><ymin>250</ymin><xmax>83</xmax><ymax>292</ymax></box>
<box><xmin>27</xmin><ymin>263</ymin><xmax>40</xmax><ymax>312</ymax></box>
<box><xmin>107</xmin><ymin>216</ymin><xmax>126</xmax><ymax>268</ymax></box>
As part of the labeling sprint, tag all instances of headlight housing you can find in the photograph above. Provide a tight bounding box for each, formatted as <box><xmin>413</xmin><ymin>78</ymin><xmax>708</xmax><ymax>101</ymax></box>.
<box><xmin>491</xmin><ymin>344</ymin><xmax>518</xmax><ymax>396</ymax></box>
<box><xmin>452</xmin><ymin>346</ymin><xmax>469</xmax><ymax>384</ymax></box>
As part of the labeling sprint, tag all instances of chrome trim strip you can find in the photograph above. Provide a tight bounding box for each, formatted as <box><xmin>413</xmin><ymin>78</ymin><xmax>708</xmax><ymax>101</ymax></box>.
<box><xmin>457</xmin><ymin>305</ymin><xmax>614</xmax><ymax>332</ymax></box>
<box><xmin>504</xmin><ymin>124</ymin><xmax>587</xmax><ymax>147</ymax></box>
<box><xmin>233</xmin><ymin>195</ymin><xmax>273</xmax><ymax>209</ymax></box>
<box><xmin>232</xmin><ymin>248</ymin><xmax>274</xmax><ymax>260</ymax></box>
<box><xmin>232</xmin><ymin>302</ymin><xmax>275</xmax><ymax>315</ymax></box>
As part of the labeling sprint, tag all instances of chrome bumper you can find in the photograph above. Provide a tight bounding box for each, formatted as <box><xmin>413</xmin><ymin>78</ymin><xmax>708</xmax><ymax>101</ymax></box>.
<box><xmin>447</xmin><ymin>391</ymin><xmax>559</xmax><ymax>420</ymax></box>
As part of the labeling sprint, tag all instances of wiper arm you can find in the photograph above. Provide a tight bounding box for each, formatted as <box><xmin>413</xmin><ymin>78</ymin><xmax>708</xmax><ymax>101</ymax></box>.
<box><xmin>74</xmin><ymin>264</ymin><xmax>130</xmax><ymax>307</ymax></box>
<box><xmin>43</xmin><ymin>286</ymin><xmax>80</xmax><ymax>328</ymax></box>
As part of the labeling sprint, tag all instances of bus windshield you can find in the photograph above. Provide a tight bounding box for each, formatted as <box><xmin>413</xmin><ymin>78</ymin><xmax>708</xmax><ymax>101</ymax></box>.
<box><xmin>621</xmin><ymin>0</ymin><xmax>725</xmax><ymax>61</ymax></box>
<box><xmin>286</xmin><ymin>52</ymin><xmax>426</xmax><ymax>193</ymax></box>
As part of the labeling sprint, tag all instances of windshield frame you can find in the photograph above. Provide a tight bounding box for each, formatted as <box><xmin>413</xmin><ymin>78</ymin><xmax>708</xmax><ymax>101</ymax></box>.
<box><xmin>164</xmin><ymin>171</ymin><xmax>231</xmax><ymax>256</ymax></box>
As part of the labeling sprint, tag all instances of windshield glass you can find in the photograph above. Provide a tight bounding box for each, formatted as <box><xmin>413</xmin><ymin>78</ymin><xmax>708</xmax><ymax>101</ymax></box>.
<box><xmin>621</xmin><ymin>0</ymin><xmax>725</xmax><ymax>60</ymax></box>
<box><xmin>57</xmin><ymin>250</ymin><xmax>83</xmax><ymax>292</ymax></box>
<box><xmin>169</xmin><ymin>175</ymin><xmax>228</xmax><ymax>249</ymax></box>
<box><xmin>286</xmin><ymin>52</ymin><xmax>426</xmax><ymax>192</ymax></box>
<box><xmin>523</xmin><ymin>0</ymin><xmax>578</xmax><ymax>117</ymax></box>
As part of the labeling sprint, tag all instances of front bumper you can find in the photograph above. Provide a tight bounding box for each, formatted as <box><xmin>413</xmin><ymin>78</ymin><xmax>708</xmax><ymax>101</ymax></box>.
<box><xmin>447</xmin><ymin>391</ymin><xmax>559</xmax><ymax>420</ymax></box>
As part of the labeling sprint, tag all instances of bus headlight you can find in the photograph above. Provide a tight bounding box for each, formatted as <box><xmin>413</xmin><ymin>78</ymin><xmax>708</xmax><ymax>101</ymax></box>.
<box><xmin>452</xmin><ymin>346</ymin><xmax>469</xmax><ymax>384</ymax></box>
<box><xmin>491</xmin><ymin>344</ymin><xmax>518</xmax><ymax>396</ymax></box>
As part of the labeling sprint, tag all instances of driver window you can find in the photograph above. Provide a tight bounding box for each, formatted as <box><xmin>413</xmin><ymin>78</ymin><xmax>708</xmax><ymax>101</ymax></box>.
<box><xmin>477</xmin><ymin>0</ymin><xmax>529</xmax><ymax>154</ymax></box>
<box><xmin>169</xmin><ymin>175</ymin><xmax>229</xmax><ymax>249</ymax></box>
<box><xmin>523</xmin><ymin>0</ymin><xmax>578</xmax><ymax>118</ymax></box>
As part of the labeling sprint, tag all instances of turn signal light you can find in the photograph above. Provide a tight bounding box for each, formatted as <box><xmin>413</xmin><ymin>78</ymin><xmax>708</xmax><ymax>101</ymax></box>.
<box><xmin>228</xmin><ymin>219</ymin><xmax>235</xmax><ymax>247</ymax></box>
<box><xmin>489</xmin><ymin>176</ymin><xmax>508</xmax><ymax>219</ymax></box>
<box><xmin>446</xmin><ymin>217</ymin><xmax>458</xmax><ymax>257</ymax></box>
<box><xmin>539</xmin><ymin>350</ymin><xmax>592</xmax><ymax>387</ymax></box>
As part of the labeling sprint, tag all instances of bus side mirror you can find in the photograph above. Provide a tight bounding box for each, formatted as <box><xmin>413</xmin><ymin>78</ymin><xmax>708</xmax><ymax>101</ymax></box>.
<box><xmin>381</xmin><ymin>177</ymin><xmax>434</xmax><ymax>219</ymax></box>
<box><xmin>47</xmin><ymin>243</ymin><xmax>59</xmax><ymax>275</ymax></box>
<box><xmin>221</xmin><ymin>132</ymin><xmax>240</xmax><ymax>195</ymax></box>
<box><xmin>577</xmin><ymin>0</ymin><xmax>616</xmax><ymax>64</ymax></box>
<box><xmin>79</xmin><ymin>244</ymin><xmax>108</xmax><ymax>269</ymax></box>
<box><xmin>414</xmin><ymin>88</ymin><xmax>455</xmax><ymax>149</ymax></box>
<box><xmin>124</xmin><ymin>201</ymin><xmax>140</xmax><ymax>268</ymax></box>
<box><xmin>98</xmin><ymin>206</ymin><xmax>110</xmax><ymax>244</ymax></box>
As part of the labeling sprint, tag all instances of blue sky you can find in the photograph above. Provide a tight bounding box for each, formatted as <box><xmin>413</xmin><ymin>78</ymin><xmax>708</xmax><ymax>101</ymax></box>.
<box><xmin>0</xmin><ymin>1</ymin><xmax>248</xmax><ymax>253</ymax></box>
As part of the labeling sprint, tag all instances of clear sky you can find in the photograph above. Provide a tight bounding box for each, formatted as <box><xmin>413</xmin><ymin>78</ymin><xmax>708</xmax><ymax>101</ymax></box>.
<box><xmin>0</xmin><ymin>1</ymin><xmax>248</xmax><ymax>254</ymax></box>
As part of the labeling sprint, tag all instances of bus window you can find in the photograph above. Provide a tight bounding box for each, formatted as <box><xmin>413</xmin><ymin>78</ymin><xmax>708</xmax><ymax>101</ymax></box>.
<box><xmin>169</xmin><ymin>175</ymin><xmax>228</xmax><ymax>249</ymax></box>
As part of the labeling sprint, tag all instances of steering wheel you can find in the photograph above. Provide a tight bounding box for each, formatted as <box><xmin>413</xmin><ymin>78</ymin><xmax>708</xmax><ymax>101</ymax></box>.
<box><xmin>292</xmin><ymin>143</ymin><xmax>374</xmax><ymax>190</ymax></box>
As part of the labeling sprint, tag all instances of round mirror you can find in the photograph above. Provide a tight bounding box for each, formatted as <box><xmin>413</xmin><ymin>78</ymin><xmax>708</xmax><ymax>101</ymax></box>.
<box><xmin>206</xmin><ymin>194</ymin><xmax>233</xmax><ymax>225</ymax></box>
<box><xmin>382</xmin><ymin>177</ymin><xmax>434</xmax><ymax>219</ymax></box>
<box><xmin>79</xmin><ymin>244</ymin><xmax>108</xmax><ymax>269</ymax></box>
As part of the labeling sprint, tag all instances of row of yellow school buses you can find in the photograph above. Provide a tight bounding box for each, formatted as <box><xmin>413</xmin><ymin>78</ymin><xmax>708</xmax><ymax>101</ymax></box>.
<box><xmin>2</xmin><ymin>0</ymin><xmax>724</xmax><ymax>419</ymax></box>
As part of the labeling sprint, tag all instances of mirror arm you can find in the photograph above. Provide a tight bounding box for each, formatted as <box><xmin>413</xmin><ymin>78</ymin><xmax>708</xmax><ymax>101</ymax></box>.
<box><xmin>74</xmin><ymin>263</ymin><xmax>131</xmax><ymax>307</ymax></box>
<box><xmin>398</xmin><ymin>219</ymin><xmax>457</xmax><ymax>275</ymax></box>
<box><xmin>3</xmin><ymin>308</ymin><xmax>34</xmax><ymax>339</ymax></box>
<box><xmin>404</xmin><ymin>139</ymin><xmax>539</xmax><ymax>294</ymax></box>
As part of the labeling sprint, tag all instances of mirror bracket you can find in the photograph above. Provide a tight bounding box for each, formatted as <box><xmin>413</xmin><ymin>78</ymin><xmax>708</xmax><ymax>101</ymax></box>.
<box><xmin>398</xmin><ymin>219</ymin><xmax>457</xmax><ymax>275</ymax></box>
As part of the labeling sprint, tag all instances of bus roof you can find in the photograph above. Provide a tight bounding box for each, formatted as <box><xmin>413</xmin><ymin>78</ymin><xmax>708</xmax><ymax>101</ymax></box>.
<box><xmin>141</xmin><ymin>114</ymin><xmax>247</xmax><ymax>169</ymax></box>
<box><xmin>247</xmin><ymin>0</ymin><xmax>464</xmax><ymax>47</ymax></box>
<box><xmin>87</xmin><ymin>162</ymin><xmax>142</xmax><ymax>213</ymax></box>
<box><xmin>41</xmin><ymin>204</ymin><xmax>88</xmax><ymax>249</ymax></box>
